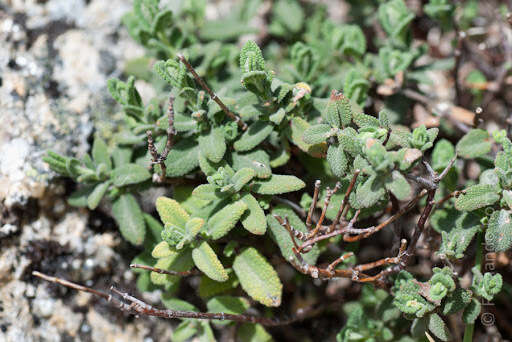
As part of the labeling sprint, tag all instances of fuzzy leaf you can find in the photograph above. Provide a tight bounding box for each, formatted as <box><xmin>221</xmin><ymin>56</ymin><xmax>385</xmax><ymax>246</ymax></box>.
<box><xmin>241</xmin><ymin>193</ymin><xmax>267</xmax><ymax>235</ymax></box>
<box><xmin>287</xmin><ymin>117</ymin><xmax>327</xmax><ymax>157</ymax></box>
<box><xmin>234</xmin><ymin>121</ymin><xmax>273</xmax><ymax>152</ymax></box>
<box><xmin>252</xmin><ymin>174</ymin><xmax>305</xmax><ymax>195</ymax></box>
<box><xmin>192</xmin><ymin>184</ymin><xmax>227</xmax><ymax>202</ymax></box>
<box><xmin>199</xmin><ymin>127</ymin><xmax>226</xmax><ymax>163</ymax></box>
<box><xmin>303</xmin><ymin>124</ymin><xmax>334</xmax><ymax>145</ymax></box>
<box><xmin>232</xmin><ymin>168</ymin><xmax>256</xmax><ymax>192</ymax></box>
<box><xmin>92</xmin><ymin>137</ymin><xmax>111</xmax><ymax>170</ymax></box>
<box><xmin>442</xmin><ymin>288</ymin><xmax>472</xmax><ymax>315</ymax></box>
<box><xmin>112</xmin><ymin>194</ymin><xmax>146</xmax><ymax>245</ymax></box>
<box><xmin>192</xmin><ymin>241</ymin><xmax>228</xmax><ymax>282</ymax></box>
<box><xmin>322</xmin><ymin>90</ymin><xmax>352</xmax><ymax>128</ymax></box>
<box><xmin>233</xmin><ymin>247</ymin><xmax>283</xmax><ymax>307</ymax></box>
<box><xmin>385</xmin><ymin>171</ymin><xmax>411</xmax><ymax>200</ymax></box>
<box><xmin>207</xmin><ymin>200</ymin><xmax>248</xmax><ymax>239</ymax></box>
<box><xmin>152</xmin><ymin>241</ymin><xmax>174</xmax><ymax>259</ymax></box>
<box><xmin>87</xmin><ymin>181</ymin><xmax>110</xmax><ymax>210</ymax></box>
<box><xmin>353</xmin><ymin>175</ymin><xmax>386</xmax><ymax>208</ymax></box>
<box><xmin>456</xmin><ymin>129</ymin><xmax>492</xmax><ymax>159</ymax></box>
<box><xmin>486</xmin><ymin>209</ymin><xmax>512</xmax><ymax>252</ymax></box>
<box><xmin>207</xmin><ymin>296</ymin><xmax>250</xmax><ymax>323</ymax></box>
<box><xmin>237</xmin><ymin>324</ymin><xmax>273</xmax><ymax>342</ymax></box>
<box><xmin>164</xmin><ymin>140</ymin><xmax>199</xmax><ymax>177</ymax></box>
<box><xmin>156</xmin><ymin>196</ymin><xmax>190</xmax><ymax>228</ymax></box>
<box><xmin>150</xmin><ymin>250</ymin><xmax>194</xmax><ymax>285</ymax></box>
<box><xmin>232</xmin><ymin>151</ymin><xmax>272</xmax><ymax>179</ymax></box>
<box><xmin>455</xmin><ymin>184</ymin><xmax>500</xmax><ymax>211</ymax></box>
<box><xmin>432</xmin><ymin>139</ymin><xmax>455</xmax><ymax>171</ymax></box>
<box><xmin>240</xmin><ymin>40</ymin><xmax>265</xmax><ymax>73</ymax></box>
<box><xmin>327</xmin><ymin>144</ymin><xmax>348</xmax><ymax>178</ymax></box>
<box><xmin>462</xmin><ymin>299</ymin><xmax>481</xmax><ymax>324</ymax></box>
<box><xmin>111</xmin><ymin>163</ymin><xmax>151</xmax><ymax>187</ymax></box>
<box><xmin>428</xmin><ymin>313</ymin><xmax>451</xmax><ymax>342</ymax></box>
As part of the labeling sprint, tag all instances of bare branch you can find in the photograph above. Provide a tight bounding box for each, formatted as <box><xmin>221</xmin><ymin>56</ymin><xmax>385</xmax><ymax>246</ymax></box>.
<box><xmin>176</xmin><ymin>54</ymin><xmax>247</xmax><ymax>131</ymax></box>
<box><xmin>32</xmin><ymin>271</ymin><xmax>320</xmax><ymax>327</ymax></box>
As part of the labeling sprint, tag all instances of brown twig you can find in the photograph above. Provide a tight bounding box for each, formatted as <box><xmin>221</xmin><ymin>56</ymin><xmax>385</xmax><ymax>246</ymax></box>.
<box><xmin>32</xmin><ymin>271</ymin><xmax>320</xmax><ymax>327</ymax></box>
<box><xmin>147</xmin><ymin>95</ymin><xmax>176</xmax><ymax>182</ymax></box>
<box><xmin>176</xmin><ymin>54</ymin><xmax>247</xmax><ymax>131</ymax></box>
<box><xmin>130</xmin><ymin>264</ymin><xmax>200</xmax><ymax>276</ymax></box>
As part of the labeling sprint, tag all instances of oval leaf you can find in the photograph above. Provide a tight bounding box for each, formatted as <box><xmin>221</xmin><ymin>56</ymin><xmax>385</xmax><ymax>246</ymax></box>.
<box><xmin>252</xmin><ymin>174</ymin><xmax>305</xmax><ymax>195</ymax></box>
<box><xmin>112</xmin><ymin>194</ymin><xmax>146</xmax><ymax>245</ymax></box>
<box><xmin>156</xmin><ymin>196</ymin><xmax>190</xmax><ymax>227</ymax></box>
<box><xmin>455</xmin><ymin>184</ymin><xmax>499</xmax><ymax>211</ymax></box>
<box><xmin>207</xmin><ymin>200</ymin><xmax>248</xmax><ymax>239</ymax></box>
<box><xmin>234</xmin><ymin>121</ymin><xmax>274</xmax><ymax>152</ymax></box>
<box><xmin>111</xmin><ymin>163</ymin><xmax>151</xmax><ymax>187</ymax></box>
<box><xmin>240</xmin><ymin>193</ymin><xmax>267</xmax><ymax>235</ymax></box>
<box><xmin>233</xmin><ymin>247</ymin><xmax>283</xmax><ymax>307</ymax></box>
<box><xmin>456</xmin><ymin>129</ymin><xmax>491</xmax><ymax>159</ymax></box>
<box><xmin>192</xmin><ymin>241</ymin><xmax>228</xmax><ymax>282</ymax></box>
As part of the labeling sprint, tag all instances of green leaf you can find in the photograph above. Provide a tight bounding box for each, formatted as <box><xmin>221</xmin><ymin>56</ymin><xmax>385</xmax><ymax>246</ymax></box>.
<box><xmin>385</xmin><ymin>171</ymin><xmax>411</xmax><ymax>200</ymax></box>
<box><xmin>240</xmin><ymin>193</ymin><xmax>267</xmax><ymax>235</ymax></box>
<box><xmin>486</xmin><ymin>209</ymin><xmax>512</xmax><ymax>252</ymax></box>
<box><xmin>322</xmin><ymin>90</ymin><xmax>352</xmax><ymax>128</ymax></box>
<box><xmin>192</xmin><ymin>241</ymin><xmax>228</xmax><ymax>282</ymax></box>
<box><xmin>456</xmin><ymin>129</ymin><xmax>492</xmax><ymax>159</ymax></box>
<box><xmin>462</xmin><ymin>299</ymin><xmax>481</xmax><ymax>324</ymax></box>
<box><xmin>156</xmin><ymin>196</ymin><xmax>190</xmax><ymax>227</ymax></box>
<box><xmin>237</xmin><ymin>324</ymin><xmax>273</xmax><ymax>342</ymax></box>
<box><xmin>234</xmin><ymin>121</ymin><xmax>273</xmax><ymax>152</ymax></box>
<box><xmin>207</xmin><ymin>296</ymin><xmax>250</xmax><ymax>323</ymax></box>
<box><xmin>152</xmin><ymin>241</ymin><xmax>174</xmax><ymax>259</ymax></box>
<box><xmin>199</xmin><ymin>127</ymin><xmax>226</xmax><ymax>163</ymax></box>
<box><xmin>272</xmin><ymin>0</ymin><xmax>304</xmax><ymax>33</ymax></box>
<box><xmin>164</xmin><ymin>140</ymin><xmax>199</xmax><ymax>177</ymax></box>
<box><xmin>353</xmin><ymin>175</ymin><xmax>386</xmax><ymax>209</ymax></box>
<box><xmin>199</xmin><ymin>270</ymin><xmax>239</xmax><ymax>298</ymax></box>
<box><xmin>207</xmin><ymin>200</ymin><xmax>248</xmax><ymax>239</ymax></box>
<box><xmin>327</xmin><ymin>144</ymin><xmax>348</xmax><ymax>178</ymax></box>
<box><xmin>111</xmin><ymin>163</ymin><xmax>151</xmax><ymax>187</ymax></box>
<box><xmin>240</xmin><ymin>40</ymin><xmax>265</xmax><ymax>73</ymax></box>
<box><xmin>151</xmin><ymin>250</ymin><xmax>194</xmax><ymax>287</ymax></box>
<box><xmin>68</xmin><ymin>186</ymin><xmax>94</xmax><ymax>207</ymax></box>
<box><xmin>87</xmin><ymin>181</ymin><xmax>110</xmax><ymax>210</ymax></box>
<box><xmin>112</xmin><ymin>194</ymin><xmax>146</xmax><ymax>245</ymax></box>
<box><xmin>303</xmin><ymin>124</ymin><xmax>333</xmax><ymax>145</ymax></box>
<box><xmin>252</xmin><ymin>174</ymin><xmax>305</xmax><ymax>195</ymax></box>
<box><xmin>232</xmin><ymin>168</ymin><xmax>256</xmax><ymax>192</ymax></box>
<box><xmin>442</xmin><ymin>288</ymin><xmax>472</xmax><ymax>315</ymax></box>
<box><xmin>192</xmin><ymin>184</ymin><xmax>227</xmax><ymax>202</ymax></box>
<box><xmin>92</xmin><ymin>137</ymin><xmax>111</xmax><ymax>170</ymax></box>
<box><xmin>428</xmin><ymin>313</ymin><xmax>451</xmax><ymax>342</ymax></box>
<box><xmin>232</xmin><ymin>151</ymin><xmax>272</xmax><ymax>179</ymax></box>
<box><xmin>431</xmin><ymin>139</ymin><xmax>455</xmax><ymax>171</ymax></box>
<box><xmin>233</xmin><ymin>247</ymin><xmax>283</xmax><ymax>307</ymax></box>
<box><xmin>455</xmin><ymin>184</ymin><xmax>500</xmax><ymax>211</ymax></box>
<box><xmin>378</xmin><ymin>0</ymin><xmax>414</xmax><ymax>46</ymax></box>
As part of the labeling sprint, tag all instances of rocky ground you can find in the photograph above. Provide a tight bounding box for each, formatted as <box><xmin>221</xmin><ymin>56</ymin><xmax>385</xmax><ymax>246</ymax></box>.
<box><xmin>0</xmin><ymin>1</ymin><xmax>176</xmax><ymax>341</ymax></box>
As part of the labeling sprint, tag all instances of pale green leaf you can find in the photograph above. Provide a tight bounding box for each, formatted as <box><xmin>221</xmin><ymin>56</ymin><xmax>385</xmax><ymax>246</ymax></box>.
<box><xmin>207</xmin><ymin>200</ymin><xmax>248</xmax><ymax>239</ymax></box>
<box><xmin>112</xmin><ymin>194</ymin><xmax>145</xmax><ymax>245</ymax></box>
<box><xmin>192</xmin><ymin>241</ymin><xmax>228</xmax><ymax>282</ymax></box>
<box><xmin>252</xmin><ymin>174</ymin><xmax>305</xmax><ymax>195</ymax></box>
<box><xmin>240</xmin><ymin>193</ymin><xmax>267</xmax><ymax>235</ymax></box>
<box><xmin>233</xmin><ymin>247</ymin><xmax>283</xmax><ymax>307</ymax></box>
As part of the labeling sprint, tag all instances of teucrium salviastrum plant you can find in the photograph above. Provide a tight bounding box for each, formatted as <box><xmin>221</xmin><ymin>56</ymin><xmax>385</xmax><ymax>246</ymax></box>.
<box><xmin>39</xmin><ymin>0</ymin><xmax>511</xmax><ymax>340</ymax></box>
